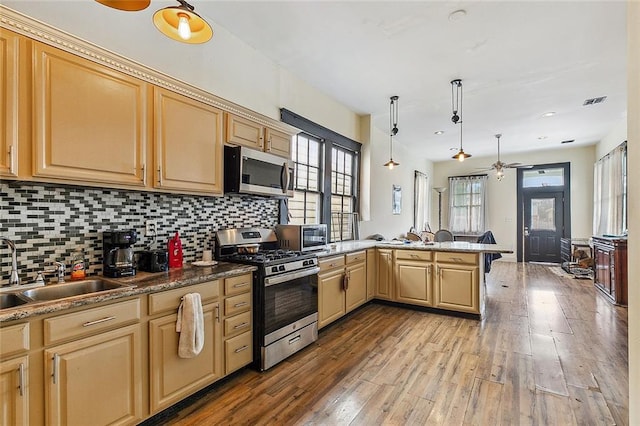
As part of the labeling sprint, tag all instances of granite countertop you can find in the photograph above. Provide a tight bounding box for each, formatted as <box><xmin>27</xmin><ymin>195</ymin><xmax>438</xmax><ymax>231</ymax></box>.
<box><xmin>316</xmin><ymin>240</ymin><xmax>513</xmax><ymax>257</ymax></box>
<box><xmin>0</xmin><ymin>262</ymin><xmax>256</xmax><ymax>323</ymax></box>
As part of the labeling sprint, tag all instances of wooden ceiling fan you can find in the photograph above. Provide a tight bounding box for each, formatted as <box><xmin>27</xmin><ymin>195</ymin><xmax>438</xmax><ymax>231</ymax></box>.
<box><xmin>476</xmin><ymin>134</ymin><xmax>532</xmax><ymax>180</ymax></box>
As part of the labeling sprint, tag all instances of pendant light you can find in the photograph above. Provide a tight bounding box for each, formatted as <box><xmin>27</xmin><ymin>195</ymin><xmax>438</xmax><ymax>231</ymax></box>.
<box><xmin>153</xmin><ymin>0</ymin><xmax>213</xmax><ymax>44</ymax></box>
<box><xmin>384</xmin><ymin>95</ymin><xmax>400</xmax><ymax>169</ymax></box>
<box><xmin>95</xmin><ymin>0</ymin><xmax>150</xmax><ymax>11</ymax></box>
<box><xmin>450</xmin><ymin>79</ymin><xmax>471</xmax><ymax>161</ymax></box>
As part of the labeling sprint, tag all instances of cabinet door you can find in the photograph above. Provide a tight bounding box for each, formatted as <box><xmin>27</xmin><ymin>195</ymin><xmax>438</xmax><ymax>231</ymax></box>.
<box><xmin>0</xmin><ymin>29</ymin><xmax>20</xmax><ymax>178</ymax></box>
<box><xmin>375</xmin><ymin>249</ymin><xmax>394</xmax><ymax>300</ymax></box>
<box><xmin>0</xmin><ymin>356</ymin><xmax>28</xmax><ymax>426</ymax></box>
<box><xmin>395</xmin><ymin>260</ymin><xmax>433</xmax><ymax>307</ymax></box>
<box><xmin>345</xmin><ymin>262</ymin><xmax>367</xmax><ymax>313</ymax></box>
<box><xmin>318</xmin><ymin>269</ymin><xmax>346</xmax><ymax>328</ymax></box>
<box><xmin>154</xmin><ymin>87</ymin><xmax>223</xmax><ymax>194</ymax></box>
<box><xmin>434</xmin><ymin>264</ymin><xmax>479</xmax><ymax>314</ymax></box>
<box><xmin>366</xmin><ymin>249</ymin><xmax>376</xmax><ymax>301</ymax></box>
<box><xmin>264</xmin><ymin>127</ymin><xmax>291</xmax><ymax>158</ymax></box>
<box><xmin>149</xmin><ymin>303</ymin><xmax>222</xmax><ymax>413</ymax></box>
<box><xmin>33</xmin><ymin>42</ymin><xmax>147</xmax><ymax>187</ymax></box>
<box><xmin>225</xmin><ymin>113</ymin><xmax>264</xmax><ymax>150</ymax></box>
<box><xmin>44</xmin><ymin>324</ymin><xmax>142</xmax><ymax>426</ymax></box>
<box><xmin>594</xmin><ymin>247</ymin><xmax>613</xmax><ymax>297</ymax></box>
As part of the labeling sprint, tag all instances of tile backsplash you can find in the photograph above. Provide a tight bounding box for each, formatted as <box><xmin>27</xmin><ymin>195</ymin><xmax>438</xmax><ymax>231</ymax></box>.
<box><xmin>0</xmin><ymin>181</ymin><xmax>279</xmax><ymax>284</ymax></box>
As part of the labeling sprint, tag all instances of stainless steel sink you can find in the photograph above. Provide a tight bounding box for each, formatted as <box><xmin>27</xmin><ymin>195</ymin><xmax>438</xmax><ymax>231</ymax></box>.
<box><xmin>20</xmin><ymin>279</ymin><xmax>131</xmax><ymax>302</ymax></box>
<box><xmin>0</xmin><ymin>293</ymin><xmax>29</xmax><ymax>309</ymax></box>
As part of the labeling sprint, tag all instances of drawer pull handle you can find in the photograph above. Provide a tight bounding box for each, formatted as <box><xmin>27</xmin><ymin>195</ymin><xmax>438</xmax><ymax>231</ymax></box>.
<box><xmin>234</xmin><ymin>345</ymin><xmax>249</xmax><ymax>353</ymax></box>
<box><xmin>234</xmin><ymin>322</ymin><xmax>249</xmax><ymax>329</ymax></box>
<box><xmin>18</xmin><ymin>363</ymin><xmax>24</xmax><ymax>396</ymax></box>
<box><xmin>233</xmin><ymin>282</ymin><xmax>249</xmax><ymax>288</ymax></box>
<box><xmin>288</xmin><ymin>335</ymin><xmax>301</xmax><ymax>345</ymax></box>
<box><xmin>83</xmin><ymin>316</ymin><xmax>116</xmax><ymax>327</ymax></box>
<box><xmin>234</xmin><ymin>302</ymin><xmax>249</xmax><ymax>308</ymax></box>
<box><xmin>52</xmin><ymin>353</ymin><xmax>59</xmax><ymax>384</ymax></box>
<box><xmin>411</xmin><ymin>254</ymin><xmax>420</xmax><ymax>258</ymax></box>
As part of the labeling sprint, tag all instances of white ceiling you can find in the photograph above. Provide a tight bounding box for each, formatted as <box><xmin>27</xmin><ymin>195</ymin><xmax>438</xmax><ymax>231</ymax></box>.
<box><xmin>7</xmin><ymin>1</ymin><xmax>627</xmax><ymax>162</ymax></box>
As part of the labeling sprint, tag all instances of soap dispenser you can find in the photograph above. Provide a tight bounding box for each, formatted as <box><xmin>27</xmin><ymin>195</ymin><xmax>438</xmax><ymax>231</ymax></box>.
<box><xmin>70</xmin><ymin>248</ymin><xmax>87</xmax><ymax>280</ymax></box>
<box><xmin>168</xmin><ymin>232</ymin><xmax>183</xmax><ymax>269</ymax></box>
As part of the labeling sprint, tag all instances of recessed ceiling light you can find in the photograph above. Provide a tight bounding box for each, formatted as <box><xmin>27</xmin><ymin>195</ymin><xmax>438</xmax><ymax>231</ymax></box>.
<box><xmin>434</xmin><ymin>130</ymin><xmax>444</xmax><ymax>135</ymax></box>
<box><xmin>541</xmin><ymin>112</ymin><xmax>556</xmax><ymax>117</ymax></box>
<box><xmin>448</xmin><ymin>9</ymin><xmax>467</xmax><ymax>21</ymax></box>
<box><xmin>537</xmin><ymin>136</ymin><xmax>548</xmax><ymax>140</ymax></box>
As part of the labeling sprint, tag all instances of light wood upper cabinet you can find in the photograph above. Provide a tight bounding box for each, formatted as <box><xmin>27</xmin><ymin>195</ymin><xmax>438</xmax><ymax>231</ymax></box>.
<box><xmin>0</xmin><ymin>29</ymin><xmax>21</xmax><ymax>178</ymax></box>
<box><xmin>154</xmin><ymin>87</ymin><xmax>223</xmax><ymax>194</ymax></box>
<box><xmin>225</xmin><ymin>113</ymin><xmax>292</xmax><ymax>158</ymax></box>
<box><xmin>32</xmin><ymin>42</ymin><xmax>148</xmax><ymax>187</ymax></box>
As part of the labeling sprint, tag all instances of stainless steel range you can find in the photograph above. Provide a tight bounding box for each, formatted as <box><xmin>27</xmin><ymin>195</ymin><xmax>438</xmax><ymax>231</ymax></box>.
<box><xmin>215</xmin><ymin>228</ymin><xmax>319</xmax><ymax>371</ymax></box>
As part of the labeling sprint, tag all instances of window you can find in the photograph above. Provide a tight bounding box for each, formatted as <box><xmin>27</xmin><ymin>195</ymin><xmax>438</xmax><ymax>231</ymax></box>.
<box><xmin>522</xmin><ymin>167</ymin><xmax>565</xmax><ymax>188</ymax></box>
<box><xmin>448</xmin><ymin>175</ymin><xmax>488</xmax><ymax>235</ymax></box>
<box><xmin>330</xmin><ymin>146</ymin><xmax>357</xmax><ymax>241</ymax></box>
<box><xmin>289</xmin><ymin>134</ymin><xmax>322</xmax><ymax>224</ymax></box>
<box><xmin>593</xmin><ymin>142</ymin><xmax>627</xmax><ymax>236</ymax></box>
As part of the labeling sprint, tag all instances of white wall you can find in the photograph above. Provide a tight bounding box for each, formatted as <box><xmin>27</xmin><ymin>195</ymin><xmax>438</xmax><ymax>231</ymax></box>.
<box><xmin>432</xmin><ymin>144</ymin><xmax>596</xmax><ymax>261</ymax></box>
<box><xmin>596</xmin><ymin>117</ymin><xmax>627</xmax><ymax>159</ymax></box>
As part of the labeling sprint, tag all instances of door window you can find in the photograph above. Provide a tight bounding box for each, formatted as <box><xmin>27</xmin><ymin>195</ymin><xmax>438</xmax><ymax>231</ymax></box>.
<box><xmin>530</xmin><ymin>198</ymin><xmax>556</xmax><ymax>231</ymax></box>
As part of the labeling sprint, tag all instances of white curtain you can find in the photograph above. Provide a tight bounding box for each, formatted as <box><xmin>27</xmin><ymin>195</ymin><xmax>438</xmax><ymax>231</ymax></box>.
<box><xmin>413</xmin><ymin>171</ymin><xmax>430</xmax><ymax>231</ymax></box>
<box><xmin>593</xmin><ymin>142</ymin><xmax>627</xmax><ymax>236</ymax></box>
<box><xmin>448</xmin><ymin>175</ymin><xmax>488</xmax><ymax>235</ymax></box>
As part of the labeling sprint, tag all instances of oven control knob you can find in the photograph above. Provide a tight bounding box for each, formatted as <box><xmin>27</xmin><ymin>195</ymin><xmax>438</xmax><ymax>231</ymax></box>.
<box><xmin>279</xmin><ymin>265</ymin><xmax>285</xmax><ymax>271</ymax></box>
<box><xmin>271</xmin><ymin>266</ymin><xmax>278</xmax><ymax>273</ymax></box>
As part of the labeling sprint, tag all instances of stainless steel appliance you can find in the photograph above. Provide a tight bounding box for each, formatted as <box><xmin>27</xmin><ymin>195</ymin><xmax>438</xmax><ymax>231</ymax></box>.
<box><xmin>216</xmin><ymin>227</ymin><xmax>319</xmax><ymax>371</ymax></box>
<box><xmin>223</xmin><ymin>146</ymin><xmax>294</xmax><ymax>198</ymax></box>
<box><xmin>103</xmin><ymin>230</ymin><xmax>137</xmax><ymax>278</ymax></box>
<box><xmin>276</xmin><ymin>224</ymin><xmax>328</xmax><ymax>252</ymax></box>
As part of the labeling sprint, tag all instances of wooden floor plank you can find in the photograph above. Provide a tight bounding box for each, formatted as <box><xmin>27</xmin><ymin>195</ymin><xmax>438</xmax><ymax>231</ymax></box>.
<box><xmin>463</xmin><ymin>378</ymin><xmax>504</xmax><ymax>425</ymax></box>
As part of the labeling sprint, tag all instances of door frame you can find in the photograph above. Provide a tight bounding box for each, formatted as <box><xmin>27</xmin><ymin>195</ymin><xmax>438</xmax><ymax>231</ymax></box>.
<box><xmin>516</xmin><ymin>162</ymin><xmax>571</xmax><ymax>262</ymax></box>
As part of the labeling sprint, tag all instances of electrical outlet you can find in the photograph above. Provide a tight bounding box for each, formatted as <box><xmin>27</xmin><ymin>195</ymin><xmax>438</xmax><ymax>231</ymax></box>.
<box><xmin>145</xmin><ymin>220</ymin><xmax>157</xmax><ymax>236</ymax></box>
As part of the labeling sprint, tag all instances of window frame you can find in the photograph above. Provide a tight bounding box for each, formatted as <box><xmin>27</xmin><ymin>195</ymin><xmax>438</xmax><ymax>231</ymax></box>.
<box><xmin>447</xmin><ymin>175</ymin><xmax>488</xmax><ymax>236</ymax></box>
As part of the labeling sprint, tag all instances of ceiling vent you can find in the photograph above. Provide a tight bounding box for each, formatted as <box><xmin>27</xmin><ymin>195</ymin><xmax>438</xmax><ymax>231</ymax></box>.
<box><xmin>561</xmin><ymin>139</ymin><xmax>575</xmax><ymax>144</ymax></box>
<box><xmin>583</xmin><ymin>96</ymin><xmax>607</xmax><ymax>106</ymax></box>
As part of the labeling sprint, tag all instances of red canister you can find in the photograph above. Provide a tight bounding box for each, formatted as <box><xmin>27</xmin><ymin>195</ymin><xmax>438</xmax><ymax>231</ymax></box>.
<box><xmin>168</xmin><ymin>231</ymin><xmax>183</xmax><ymax>268</ymax></box>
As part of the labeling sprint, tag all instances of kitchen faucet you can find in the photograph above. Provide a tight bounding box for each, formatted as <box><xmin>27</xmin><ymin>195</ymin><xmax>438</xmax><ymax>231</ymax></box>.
<box><xmin>0</xmin><ymin>237</ymin><xmax>20</xmax><ymax>286</ymax></box>
<box><xmin>44</xmin><ymin>261</ymin><xmax>66</xmax><ymax>284</ymax></box>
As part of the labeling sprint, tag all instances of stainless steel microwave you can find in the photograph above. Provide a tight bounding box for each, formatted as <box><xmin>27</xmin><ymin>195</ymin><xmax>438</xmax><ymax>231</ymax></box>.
<box><xmin>224</xmin><ymin>146</ymin><xmax>294</xmax><ymax>198</ymax></box>
<box><xmin>276</xmin><ymin>224</ymin><xmax>328</xmax><ymax>252</ymax></box>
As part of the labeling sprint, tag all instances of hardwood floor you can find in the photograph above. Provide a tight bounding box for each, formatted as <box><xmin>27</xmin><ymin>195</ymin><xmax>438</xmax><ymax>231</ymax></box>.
<box><xmin>147</xmin><ymin>262</ymin><xmax>628</xmax><ymax>425</ymax></box>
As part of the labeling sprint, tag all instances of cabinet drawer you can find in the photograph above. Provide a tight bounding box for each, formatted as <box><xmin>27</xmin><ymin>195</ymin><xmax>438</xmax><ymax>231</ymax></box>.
<box><xmin>0</xmin><ymin>322</ymin><xmax>29</xmax><ymax>357</ymax></box>
<box><xmin>435</xmin><ymin>252</ymin><xmax>478</xmax><ymax>265</ymax></box>
<box><xmin>319</xmin><ymin>255</ymin><xmax>345</xmax><ymax>273</ymax></box>
<box><xmin>396</xmin><ymin>250</ymin><xmax>433</xmax><ymax>261</ymax></box>
<box><xmin>225</xmin><ymin>331</ymin><xmax>252</xmax><ymax>374</ymax></box>
<box><xmin>149</xmin><ymin>280</ymin><xmax>220</xmax><ymax>315</ymax></box>
<box><xmin>224</xmin><ymin>310</ymin><xmax>252</xmax><ymax>338</ymax></box>
<box><xmin>44</xmin><ymin>298</ymin><xmax>140</xmax><ymax>345</ymax></box>
<box><xmin>224</xmin><ymin>292</ymin><xmax>252</xmax><ymax>316</ymax></box>
<box><xmin>224</xmin><ymin>274</ymin><xmax>252</xmax><ymax>296</ymax></box>
<box><xmin>345</xmin><ymin>250</ymin><xmax>366</xmax><ymax>265</ymax></box>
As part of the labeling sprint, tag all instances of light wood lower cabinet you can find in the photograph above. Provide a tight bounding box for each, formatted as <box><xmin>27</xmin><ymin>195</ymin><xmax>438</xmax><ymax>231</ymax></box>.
<box><xmin>434</xmin><ymin>252</ymin><xmax>480</xmax><ymax>314</ymax></box>
<box><xmin>0</xmin><ymin>355</ymin><xmax>29</xmax><ymax>426</ymax></box>
<box><xmin>394</xmin><ymin>250</ymin><xmax>434</xmax><ymax>307</ymax></box>
<box><xmin>375</xmin><ymin>249</ymin><xmax>394</xmax><ymax>301</ymax></box>
<box><xmin>366</xmin><ymin>249</ymin><xmax>376</xmax><ymax>301</ymax></box>
<box><xmin>44</xmin><ymin>324</ymin><xmax>142</xmax><ymax>426</ymax></box>
<box><xmin>149</xmin><ymin>303</ymin><xmax>222</xmax><ymax>412</ymax></box>
<box><xmin>222</xmin><ymin>273</ymin><xmax>253</xmax><ymax>375</ymax></box>
<box><xmin>318</xmin><ymin>251</ymin><xmax>367</xmax><ymax>329</ymax></box>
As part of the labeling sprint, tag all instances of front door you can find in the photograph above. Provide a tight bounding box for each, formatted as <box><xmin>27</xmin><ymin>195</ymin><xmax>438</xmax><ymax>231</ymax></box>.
<box><xmin>523</xmin><ymin>191</ymin><xmax>564</xmax><ymax>262</ymax></box>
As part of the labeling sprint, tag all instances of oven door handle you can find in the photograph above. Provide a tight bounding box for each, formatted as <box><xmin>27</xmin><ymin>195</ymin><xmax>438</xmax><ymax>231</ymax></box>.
<box><xmin>264</xmin><ymin>267</ymin><xmax>320</xmax><ymax>287</ymax></box>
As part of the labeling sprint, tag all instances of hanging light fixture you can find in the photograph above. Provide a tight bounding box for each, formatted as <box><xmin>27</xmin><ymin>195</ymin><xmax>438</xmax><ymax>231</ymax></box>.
<box><xmin>153</xmin><ymin>0</ymin><xmax>213</xmax><ymax>44</ymax></box>
<box><xmin>95</xmin><ymin>0</ymin><xmax>150</xmax><ymax>11</ymax></box>
<box><xmin>450</xmin><ymin>79</ymin><xmax>471</xmax><ymax>162</ymax></box>
<box><xmin>384</xmin><ymin>95</ymin><xmax>400</xmax><ymax>169</ymax></box>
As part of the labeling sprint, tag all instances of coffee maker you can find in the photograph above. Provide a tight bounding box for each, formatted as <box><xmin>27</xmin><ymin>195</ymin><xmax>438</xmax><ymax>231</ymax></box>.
<box><xmin>103</xmin><ymin>230</ymin><xmax>137</xmax><ymax>278</ymax></box>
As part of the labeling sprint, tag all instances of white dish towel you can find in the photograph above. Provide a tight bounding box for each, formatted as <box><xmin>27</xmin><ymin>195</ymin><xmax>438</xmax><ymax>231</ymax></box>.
<box><xmin>176</xmin><ymin>292</ymin><xmax>204</xmax><ymax>358</ymax></box>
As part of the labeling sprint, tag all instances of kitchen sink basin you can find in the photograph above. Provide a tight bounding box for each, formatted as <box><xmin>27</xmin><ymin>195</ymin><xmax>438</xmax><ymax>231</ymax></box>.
<box><xmin>0</xmin><ymin>293</ymin><xmax>29</xmax><ymax>309</ymax></box>
<box><xmin>20</xmin><ymin>279</ymin><xmax>131</xmax><ymax>302</ymax></box>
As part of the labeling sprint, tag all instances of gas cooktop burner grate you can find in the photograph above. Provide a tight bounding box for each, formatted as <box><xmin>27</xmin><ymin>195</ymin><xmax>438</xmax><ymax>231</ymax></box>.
<box><xmin>229</xmin><ymin>249</ymin><xmax>304</xmax><ymax>263</ymax></box>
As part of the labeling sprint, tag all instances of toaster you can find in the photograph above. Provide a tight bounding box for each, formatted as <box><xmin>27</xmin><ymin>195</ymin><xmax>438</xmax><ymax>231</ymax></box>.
<box><xmin>135</xmin><ymin>249</ymin><xmax>169</xmax><ymax>273</ymax></box>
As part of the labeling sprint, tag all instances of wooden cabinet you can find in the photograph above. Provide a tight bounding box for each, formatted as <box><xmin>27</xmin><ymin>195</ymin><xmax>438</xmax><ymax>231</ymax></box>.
<box><xmin>394</xmin><ymin>250</ymin><xmax>434</xmax><ymax>307</ymax></box>
<box><xmin>0</xmin><ymin>322</ymin><xmax>30</xmax><ymax>426</ymax></box>
<box><xmin>148</xmin><ymin>280</ymin><xmax>223</xmax><ymax>413</ymax></box>
<box><xmin>225</xmin><ymin>113</ymin><xmax>292</xmax><ymax>158</ymax></box>
<box><xmin>434</xmin><ymin>252</ymin><xmax>480</xmax><ymax>314</ymax></box>
<box><xmin>366</xmin><ymin>249</ymin><xmax>376</xmax><ymax>301</ymax></box>
<box><xmin>318</xmin><ymin>251</ymin><xmax>367</xmax><ymax>329</ymax></box>
<box><xmin>222</xmin><ymin>273</ymin><xmax>253</xmax><ymax>375</ymax></box>
<box><xmin>375</xmin><ymin>249</ymin><xmax>394</xmax><ymax>301</ymax></box>
<box><xmin>153</xmin><ymin>87</ymin><xmax>224</xmax><ymax>194</ymax></box>
<box><xmin>44</xmin><ymin>324</ymin><xmax>142</xmax><ymax>426</ymax></box>
<box><xmin>0</xmin><ymin>29</ymin><xmax>22</xmax><ymax>178</ymax></box>
<box><xmin>593</xmin><ymin>237</ymin><xmax>628</xmax><ymax>305</ymax></box>
<box><xmin>32</xmin><ymin>41</ymin><xmax>148</xmax><ymax>187</ymax></box>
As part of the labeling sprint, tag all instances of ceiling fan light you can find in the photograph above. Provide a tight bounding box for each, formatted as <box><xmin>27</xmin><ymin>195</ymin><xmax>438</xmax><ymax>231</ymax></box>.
<box><xmin>153</xmin><ymin>2</ymin><xmax>213</xmax><ymax>44</ymax></box>
<box><xmin>95</xmin><ymin>0</ymin><xmax>150</xmax><ymax>11</ymax></box>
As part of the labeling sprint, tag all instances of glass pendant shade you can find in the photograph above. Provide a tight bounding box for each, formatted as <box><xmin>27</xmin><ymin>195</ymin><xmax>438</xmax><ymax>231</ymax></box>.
<box><xmin>95</xmin><ymin>0</ymin><xmax>150</xmax><ymax>11</ymax></box>
<box><xmin>153</xmin><ymin>3</ymin><xmax>213</xmax><ymax>44</ymax></box>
